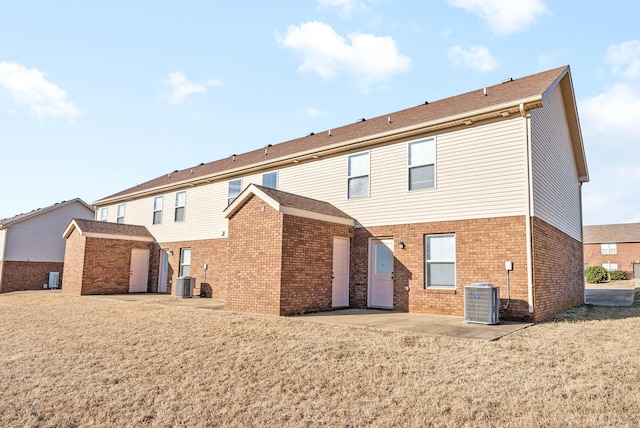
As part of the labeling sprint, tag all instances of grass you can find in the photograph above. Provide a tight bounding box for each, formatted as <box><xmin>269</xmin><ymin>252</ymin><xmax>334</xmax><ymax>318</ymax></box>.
<box><xmin>1</xmin><ymin>290</ymin><xmax>640</xmax><ymax>427</ymax></box>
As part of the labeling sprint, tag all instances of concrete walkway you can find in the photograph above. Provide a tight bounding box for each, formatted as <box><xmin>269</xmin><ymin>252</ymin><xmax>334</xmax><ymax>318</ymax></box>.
<box><xmin>293</xmin><ymin>309</ymin><xmax>532</xmax><ymax>341</ymax></box>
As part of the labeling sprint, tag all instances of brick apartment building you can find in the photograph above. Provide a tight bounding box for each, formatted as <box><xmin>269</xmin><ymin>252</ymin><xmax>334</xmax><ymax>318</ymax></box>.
<box><xmin>583</xmin><ymin>223</ymin><xmax>640</xmax><ymax>279</ymax></box>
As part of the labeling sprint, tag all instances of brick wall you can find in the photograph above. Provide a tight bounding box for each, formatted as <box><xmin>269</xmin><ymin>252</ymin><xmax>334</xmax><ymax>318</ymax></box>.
<box><xmin>532</xmin><ymin>217</ymin><xmax>584</xmax><ymax>321</ymax></box>
<box><xmin>584</xmin><ymin>242</ymin><xmax>640</xmax><ymax>279</ymax></box>
<box><xmin>280</xmin><ymin>215</ymin><xmax>352</xmax><ymax>315</ymax></box>
<box><xmin>62</xmin><ymin>231</ymin><xmax>153</xmax><ymax>295</ymax></box>
<box><xmin>226</xmin><ymin>195</ymin><xmax>283</xmax><ymax>315</ymax></box>
<box><xmin>0</xmin><ymin>261</ymin><xmax>64</xmax><ymax>293</ymax></box>
<box><xmin>153</xmin><ymin>239</ymin><xmax>229</xmax><ymax>298</ymax></box>
<box><xmin>353</xmin><ymin>216</ymin><xmax>530</xmax><ymax>320</ymax></box>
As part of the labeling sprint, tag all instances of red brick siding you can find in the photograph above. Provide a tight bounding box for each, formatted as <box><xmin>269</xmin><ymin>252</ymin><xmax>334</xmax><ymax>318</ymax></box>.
<box><xmin>353</xmin><ymin>216</ymin><xmax>530</xmax><ymax>320</ymax></box>
<box><xmin>584</xmin><ymin>242</ymin><xmax>640</xmax><ymax>278</ymax></box>
<box><xmin>531</xmin><ymin>217</ymin><xmax>584</xmax><ymax>321</ymax></box>
<box><xmin>61</xmin><ymin>229</ymin><xmax>86</xmax><ymax>295</ymax></box>
<box><xmin>153</xmin><ymin>239</ymin><xmax>229</xmax><ymax>298</ymax></box>
<box><xmin>280</xmin><ymin>215</ymin><xmax>352</xmax><ymax>315</ymax></box>
<box><xmin>0</xmin><ymin>261</ymin><xmax>64</xmax><ymax>293</ymax></box>
<box><xmin>226</xmin><ymin>195</ymin><xmax>283</xmax><ymax>315</ymax></box>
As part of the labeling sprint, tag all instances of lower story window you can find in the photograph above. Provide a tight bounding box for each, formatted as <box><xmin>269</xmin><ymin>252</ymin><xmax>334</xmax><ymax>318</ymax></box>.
<box><xmin>179</xmin><ymin>248</ymin><xmax>191</xmax><ymax>277</ymax></box>
<box><xmin>602</xmin><ymin>262</ymin><xmax>618</xmax><ymax>271</ymax></box>
<box><xmin>425</xmin><ymin>234</ymin><xmax>456</xmax><ymax>288</ymax></box>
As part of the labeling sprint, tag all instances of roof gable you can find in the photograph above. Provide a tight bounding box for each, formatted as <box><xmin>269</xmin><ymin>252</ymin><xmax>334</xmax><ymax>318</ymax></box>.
<box><xmin>63</xmin><ymin>218</ymin><xmax>154</xmax><ymax>241</ymax></box>
<box><xmin>0</xmin><ymin>198</ymin><xmax>94</xmax><ymax>229</ymax></box>
<box><xmin>583</xmin><ymin>223</ymin><xmax>640</xmax><ymax>244</ymax></box>
<box><xmin>95</xmin><ymin>65</ymin><xmax>587</xmax><ymax>204</ymax></box>
<box><xmin>224</xmin><ymin>184</ymin><xmax>354</xmax><ymax>226</ymax></box>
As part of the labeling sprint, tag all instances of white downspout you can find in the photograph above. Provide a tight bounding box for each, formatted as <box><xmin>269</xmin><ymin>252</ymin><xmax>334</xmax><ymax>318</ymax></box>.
<box><xmin>521</xmin><ymin>103</ymin><xmax>535</xmax><ymax>314</ymax></box>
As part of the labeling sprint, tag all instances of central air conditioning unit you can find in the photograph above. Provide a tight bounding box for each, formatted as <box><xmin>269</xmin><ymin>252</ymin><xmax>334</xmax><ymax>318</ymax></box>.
<box><xmin>175</xmin><ymin>276</ymin><xmax>195</xmax><ymax>298</ymax></box>
<box><xmin>464</xmin><ymin>283</ymin><xmax>500</xmax><ymax>325</ymax></box>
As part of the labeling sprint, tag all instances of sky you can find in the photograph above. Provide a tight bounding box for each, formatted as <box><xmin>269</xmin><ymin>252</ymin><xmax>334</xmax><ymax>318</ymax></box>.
<box><xmin>0</xmin><ymin>0</ymin><xmax>638</xmax><ymax>226</ymax></box>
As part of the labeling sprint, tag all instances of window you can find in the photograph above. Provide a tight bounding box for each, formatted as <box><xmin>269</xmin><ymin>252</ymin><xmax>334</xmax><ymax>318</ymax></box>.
<box><xmin>602</xmin><ymin>262</ymin><xmax>619</xmax><ymax>271</ymax></box>
<box><xmin>601</xmin><ymin>243</ymin><xmax>617</xmax><ymax>255</ymax></box>
<box><xmin>99</xmin><ymin>207</ymin><xmax>108</xmax><ymax>222</ymax></box>
<box><xmin>347</xmin><ymin>152</ymin><xmax>369</xmax><ymax>199</ymax></box>
<box><xmin>425</xmin><ymin>234</ymin><xmax>455</xmax><ymax>288</ymax></box>
<box><xmin>262</xmin><ymin>171</ymin><xmax>278</xmax><ymax>189</ymax></box>
<box><xmin>116</xmin><ymin>204</ymin><xmax>125</xmax><ymax>224</ymax></box>
<box><xmin>179</xmin><ymin>248</ymin><xmax>191</xmax><ymax>276</ymax></box>
<box><xmin>228</xmin><ymin>179</ymin><xmax>242</xmax><ymax>205</ymax></box>
<box><xmin>408</xmin><ymin>138</ymin><xmax>435</xmax><ymax>191</ymax></box>
<box><xmin>153</xmin><ymin>196</ymin><xmax>163</xmax><ymax>225</ymax></box>
<box><xmin>174</xmin><ymin>191</ymin><xmax>186</xmax><ymax>222</ymax></box>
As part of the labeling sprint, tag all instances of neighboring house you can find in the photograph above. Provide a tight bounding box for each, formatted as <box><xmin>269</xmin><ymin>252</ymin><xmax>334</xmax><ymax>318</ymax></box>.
<box><xmin>0</xmin><ymin>198</ymin><xmax>95</xmax><ymax>293</ymax></box>
<box><xmin>583</xmin><ymin>223</ymin><xmax>640</xmax><ymax>279</ymax></box>
<box><xmin>65</xmin><ymin>65</ymin><xmax>588</xmax><ymax>321</ymax></box>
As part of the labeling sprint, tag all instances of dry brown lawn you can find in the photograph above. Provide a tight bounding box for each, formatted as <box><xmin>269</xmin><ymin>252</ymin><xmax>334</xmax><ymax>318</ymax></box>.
<box><xmin>1</xmin><ymin>290</ymin><xmax>640</xmax><ymax>427</ymax></box>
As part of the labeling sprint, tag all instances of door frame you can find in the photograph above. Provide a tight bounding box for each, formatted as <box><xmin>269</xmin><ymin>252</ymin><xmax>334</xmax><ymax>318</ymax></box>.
<box><xmin>157</xmin><ymin>249</ymin><xmax>170</xmax><ymax>293</ymax></box>
<box><xmin>367</xmin><ymin>237</ymin><xmax>394</xmax><ymax>309</ymax></box>
<box><xmin>332</xmin><ymin>236</ymin><xmax>350</xmax><ymax>308</ymax></box>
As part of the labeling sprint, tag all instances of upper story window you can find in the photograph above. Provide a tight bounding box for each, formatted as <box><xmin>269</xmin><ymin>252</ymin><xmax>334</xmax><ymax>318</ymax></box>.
<box><xmin>347</xmin><ymin>152</ymin><xmax>369</xmax><ymax>199</ymax></box>
<box><xmin>425</xmin><ymin>234</ymin><xmax>456</xmax><ymax>288</ymax></box>
<box><xmin>601</xmin><ymin>243</ymin><xmax>617</xmax><ymax>255</ymax></box>
<box><xmin>153</xmin><ymin>196</ymin><xmax>163</xmax><ymax>225</ymax></box>
<box><xmin>174</xmin><ymin>191</ymin><xmax>186</xmax><ymax>222</ymax></box>
<box><xmin>408</xmin><ymin>138</ymin><xmax>435</xmax><ymax>191</ymax></box>
<box><xmin>228</xmin><ymin>179</ymin><xmax>242</xmax><ymax>205</ymax></box>
<box><xmin>99</xmin><ymin>207</ymin><xmax>108</xmax><ymax>222</ymax></box>
<box><xmin>262</xmin><ymin>171</ymin><xmax>278</xmax><ymax>189</ymax></box>
<box><xmin>116</xmin><ymin>204</ymin><xmax>125</xmax><ymax>224</ymax></box>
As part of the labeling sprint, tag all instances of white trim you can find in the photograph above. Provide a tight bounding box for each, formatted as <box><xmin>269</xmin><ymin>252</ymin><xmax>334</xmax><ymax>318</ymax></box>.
<box><xmin>83</xmin><ymin>232</ymin><xmax>154</xmax><ymax>242</ymax></box>
<box><xmin>524</xmin><ymin>112</ymin><xmax>534</xmax><ymax>313</ymax></box>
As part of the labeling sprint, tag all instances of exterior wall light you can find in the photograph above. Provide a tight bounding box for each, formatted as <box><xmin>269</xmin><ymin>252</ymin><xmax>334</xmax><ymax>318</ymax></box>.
<box><xmin>398</xmin><ymin>241</ymin><xmax>406</xmax><ymax>250</ymax></box>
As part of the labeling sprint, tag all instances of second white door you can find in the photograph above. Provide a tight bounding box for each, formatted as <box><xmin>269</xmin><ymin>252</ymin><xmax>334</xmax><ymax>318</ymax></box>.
<box><xmin>332</xmin><ymin>237</ymin><xmax>350</xmax><ymax>307</ymax></box>
<box><xmin>369</xmin><ymin>238</ymin><xmax>394</xmax><ymax>308</ymax></box>
<box><xmin>129</xmin><ymin>249</ymin><xmax>150</xmax><ymax>293</ymax></box>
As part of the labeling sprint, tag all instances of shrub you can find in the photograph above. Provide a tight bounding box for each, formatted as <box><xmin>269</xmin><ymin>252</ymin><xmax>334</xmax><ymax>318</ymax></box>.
<box><xmin>609</xmin><ymin>270</ymin><xmax>628</xmax><ymax>281</ymax></box>
<box><xmin>585</xmin><ymin>266</ymin><xmax>608</xmax><ymax>283</ymax></box>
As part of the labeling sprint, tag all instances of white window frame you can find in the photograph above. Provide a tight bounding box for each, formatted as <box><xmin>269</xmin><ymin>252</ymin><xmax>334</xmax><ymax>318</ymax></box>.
<box><xmin>425</xmin><ymin>233</ymin><xmax>456</xmax><ymax>288</ymax></box>
<box><xmin>99</xmin><ymin>207</ymin><xmax>108</xmax><ymax>222</ymax></box>
<box><xmin>228</xmin><ymin>179</ymin><xmax>242</xmax><ymax>205</ymax></box>
<box><xmin>179</xmin><ymin>248</ymin><xmax>191</xmax><ymax>277</ymax></box>
<box><xmin>408</xmin><ymin>137</ymin><xmax>435</xmax><ymax>191</ymax></box>
<box><xmin>262</xmin><ymin>171</ymin><xmax>278</xmax><ymax>189</ymax></box>
<box><xmin>600</xmin><ymin>243</ymin><xmax>617</xmax><ymax>255</ymax></box>
<box><xmin>116</xmin><ymin>204</ymin><xmax>125</xmax><ymax>224</ymax></box>
<box><xmin>153</xmin><ymin>196</ymin><xmax>163</xmax><ymax>225</ymax></box>
<box><xmin>602</xmin><ymin>262</ymin><xmax>619</xmax><ymax>272</ymax></box>
<box><xmin>347</xmin><ymin>151</ymin><xmax>370</xmax><ymax>199</ymax></box>
<box><xmin>174</xmin><ymin>191</ymin><xmax>186</xmax><ymax>222</ymax></box>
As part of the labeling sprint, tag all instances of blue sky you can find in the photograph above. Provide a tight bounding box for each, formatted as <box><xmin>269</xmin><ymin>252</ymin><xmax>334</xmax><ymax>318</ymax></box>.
<box><xmin>1</xmin><ymin>0</ymin><xmax>638</xmax><ymax>225</ymax></box>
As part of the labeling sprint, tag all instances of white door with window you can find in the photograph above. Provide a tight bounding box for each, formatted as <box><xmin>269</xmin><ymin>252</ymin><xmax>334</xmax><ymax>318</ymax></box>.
<box><xmin>368</xmin><ymin>238</ymin><xmax>394</xmax><ymax>308</ymax></box>
<box><xmin>332</xmin><ymin>237</ymin><xmax>350</xmax><ymax>307</ymax></box>
<box><xmin>157</xmin><ymin>250</ymin><xmax>170</xmax><ymax>293</ymax></box>
<box><xmin>129</xmin><ymin>249</ymin><xmax>150</xmax><ymax>293</ymax></box>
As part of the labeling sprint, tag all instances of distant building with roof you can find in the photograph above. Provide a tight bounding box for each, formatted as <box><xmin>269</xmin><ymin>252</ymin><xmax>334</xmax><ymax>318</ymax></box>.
<box><xmin>64</xmin><ymin>65</ymin><xmax>588</xmax><ymax>321</ymax></box>
<box><xmin>583</xmin><ymin>223</ymin><xmax>640</xmax><ymax>279</ymax></box>
<box><xmin>0</xmin><ymin>198</ymin><xmax>95</xmax><ymax>293</ymax></box>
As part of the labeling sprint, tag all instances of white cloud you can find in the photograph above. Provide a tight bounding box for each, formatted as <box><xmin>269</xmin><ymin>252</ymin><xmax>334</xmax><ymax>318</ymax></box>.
<box><xmin>318</xmin><ymin>0</ymin><xmax>374</xmax><ymax>18</ymax></box>
<box><xmin>580</xmin><ymin>83</ymin><xmax>640</xmax><ymax>138</ymax></box>
<box><xmin>0</xmin><ymin>61</ymin><xmax>80</xmax><ymax>120</ymax></box>
<box><xmin>605</xmin><ymin>40</ymin><xmax>640</xmax><ymax>79</ymax></box>
<box><xmin>448</xmin><ymin>0</ymin><xmax>549</xmax><ymax>36</ymax></box>
<box><xmin>277</xmin><ymin>21</ymin><xmax>411</xmax><ymax>92</ymax></box>
<box><xmin>448</xmin><ymin>45</ymin><xmax>498</xmax><ymax>72</ymax></box>
<box><xmin>162</xmin><ymin>72</ymin><xmax>220</xmax><ymax>105</ymax></box>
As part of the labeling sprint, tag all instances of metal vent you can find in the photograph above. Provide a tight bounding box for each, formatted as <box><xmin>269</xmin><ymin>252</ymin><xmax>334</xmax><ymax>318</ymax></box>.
<box><xmin>175</xmin><ymin>276</ymin><xmax>194</xmax><ymax>298</ymax></box>
<box><xmin>464</xmin><ymin>283</ymin><xmax>499</xmax><ymax>324</ymax></box>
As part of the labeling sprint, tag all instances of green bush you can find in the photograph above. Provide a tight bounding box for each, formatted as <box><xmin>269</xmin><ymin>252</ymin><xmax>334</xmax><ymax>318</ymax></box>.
<box><xmin>609</xmin><ymin>270</ymin><xmax>628</xmax><ymax>281</ymax></box>
<box><xmin>585</xmin><ymin>266</ymin><xmax>608</xmax><ymax>283</ymax></box>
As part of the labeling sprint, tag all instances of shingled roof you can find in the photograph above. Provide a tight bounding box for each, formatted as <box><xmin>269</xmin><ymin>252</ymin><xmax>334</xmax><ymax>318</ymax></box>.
<box><xmin>225</xmin><ymin>184</ymin><xmax>354</xmax><ymax>226</ymax></box>
<box><xmin>0</xmin><ymin>198</ymin><xmax>94</xmax><ymax>229</ymax></box>
<box><xmin>95</xmin><ymin>65</ymin><xmax>586</xmax><ymax>205</ymax></box>
<box><xmin>583</xmin><ymin>223</ymin><xmax>640</xmax><ymax>244</ymax></box>
<box><xmin>63</xmin><ymin>218</ymin><xmax>154</xmax><ymax>241</ymax></box>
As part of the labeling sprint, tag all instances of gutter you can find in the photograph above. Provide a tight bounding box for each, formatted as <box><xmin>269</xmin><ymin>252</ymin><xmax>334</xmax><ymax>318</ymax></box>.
<box><xmin>521</xmin><ymin>103</ymin><xmax>535</xmax><ymax>314</ymax></box>
<box><xmin>95</xmin><ymin>96</ymin><xmax>544</xmax><ymax>206</ymax></box>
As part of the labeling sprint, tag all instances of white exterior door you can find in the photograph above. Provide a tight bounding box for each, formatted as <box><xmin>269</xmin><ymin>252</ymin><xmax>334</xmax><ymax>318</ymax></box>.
<box><xmin>129</xmin><ymin>249</ymin><xmax>150</xmax><ymax>293</ymax></box>
<box><xmin>369</xmin><ymin>238</ymin><xmax>394</xmax><ymax>308</ymax></box>
<box><xmin>157</xmin><ymin>250</ymin><xmax>170</xmax><ymax>293</ymax></box>
<box><xmin>332</xmin><ymin>237</ymin><xmax>350</xmax><ymax>307</ymax></box>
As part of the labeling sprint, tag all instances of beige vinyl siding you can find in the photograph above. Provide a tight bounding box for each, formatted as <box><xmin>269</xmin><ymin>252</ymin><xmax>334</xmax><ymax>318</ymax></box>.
<box><xmin>530</xmin><ymin>84</ymin><xmax>582</xmax><ymax>241</ymax></box>
<box><xmin>4</xmin><ymin>202</ymin><xmax>94</xmax><ymax>262</ymax></box>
